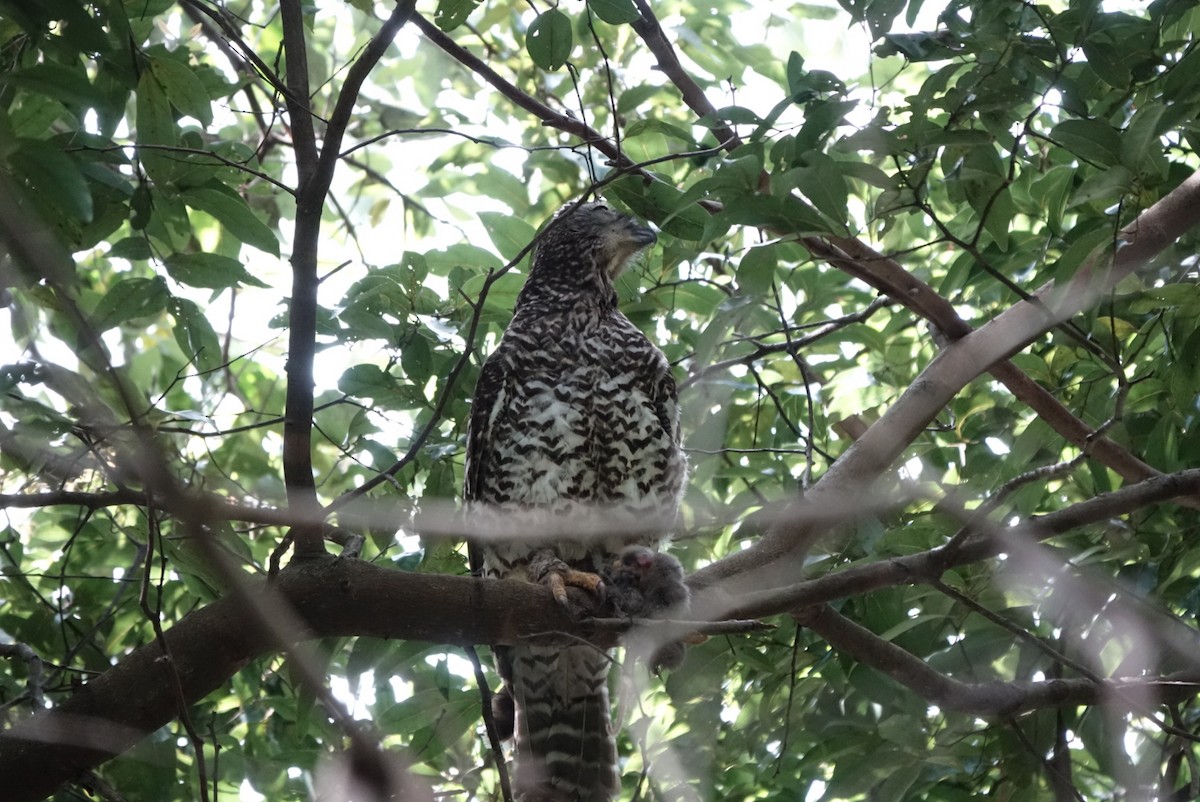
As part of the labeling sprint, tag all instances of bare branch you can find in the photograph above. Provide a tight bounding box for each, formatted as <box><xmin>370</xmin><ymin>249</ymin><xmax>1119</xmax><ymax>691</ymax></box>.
<box><xmin>279</xmin><ymin>0</ymin><xmax>418</xmax><ymax>555</ymax></box>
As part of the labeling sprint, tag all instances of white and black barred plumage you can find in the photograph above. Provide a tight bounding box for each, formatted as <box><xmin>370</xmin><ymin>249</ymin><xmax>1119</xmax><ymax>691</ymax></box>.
<box><xmin>464</xmin><ymin>201</ymin><xmax>686</xmax><ymax>802</ymax></box>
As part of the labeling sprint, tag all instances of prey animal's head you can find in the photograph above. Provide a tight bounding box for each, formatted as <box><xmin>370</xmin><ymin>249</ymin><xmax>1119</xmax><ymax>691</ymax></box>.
<box><xmin>529</xmin><ymin>201</ymin><xmax>657</xmax><ymax>288</ymax></box>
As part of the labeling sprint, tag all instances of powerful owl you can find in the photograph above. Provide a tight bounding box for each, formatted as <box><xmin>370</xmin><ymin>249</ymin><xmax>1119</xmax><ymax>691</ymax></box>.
<box><xmin>464</xmin><ymin>201</ymin><xmax>687</xmax><ymax>801</ymax></box>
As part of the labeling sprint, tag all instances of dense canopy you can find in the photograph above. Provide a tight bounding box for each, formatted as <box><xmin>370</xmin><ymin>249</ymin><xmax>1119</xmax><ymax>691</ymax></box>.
<box><xmin>2</xmin><ymin>0</ymin><xmax>1200</xmax><ymax>800</ymax></box>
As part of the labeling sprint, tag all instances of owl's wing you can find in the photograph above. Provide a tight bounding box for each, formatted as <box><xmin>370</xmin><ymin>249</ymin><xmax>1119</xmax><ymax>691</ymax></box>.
<box><xmin>464</xmin><ymin>353</ymin><xmax>507</xmax><ymax>575</ymax></box>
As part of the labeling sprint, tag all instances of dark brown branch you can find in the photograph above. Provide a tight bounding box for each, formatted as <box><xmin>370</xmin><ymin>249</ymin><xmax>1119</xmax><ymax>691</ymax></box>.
<box><xmin>5</xmin><ymin>470</ymin><xmax>1200</xmax><ymax>799</ymax></box>
<box><xmin>584</xmin><ymin>617</ymin><xmax>770</xmax><ymax>636</ymax></box>
<box><xmin>629</xmin><ymin>0</ymin><xmax>741</xmax><ymax>152</ymax></box>
<box><xmin>464</xmin><ymin>645</ymin><xmax>513</xmax><ymax>802</ymax></box>
<box><xmin>0</xmin><ymin>488</ymin><xmax>296</xmax><ymax>528</ymax></box>
<box><xmin>0</xmin><ymin>558</ymin><xmax>590</xmax><ymax>802</ymax></box>
<box><xmin>278</xmin><ymin>0</ymin><xmax>323</xmax><ymax>552</ymax></box>
<box><xmin>279</xmin><ymin>0</ymin><xmax>417</xmax><ymax>556</ymax></box>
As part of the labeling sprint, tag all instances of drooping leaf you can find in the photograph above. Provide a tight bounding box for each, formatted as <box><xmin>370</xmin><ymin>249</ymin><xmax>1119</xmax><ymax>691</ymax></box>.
<box><xmin>178</xmin><ymin>185</ymin><xmax>280</xmax><ymax>256</ymax></box>
<box><xmin>587</xmin><ymin>0</ymin><xmax>640</xmax><ymax>24</ymax></box>
<box><xmin>479</xmin><ymin>211</ymin><xmax>536</xmax><ymax>263</ymax></box>
<box><xmin>169</xmin><ymin>297</ymin><xmax>222</xmax><ymax>371</ymax></box>
<box><xmin>91</xmin><ymin>276</ymin><xmax>170</xmax><ymax>331</ymax></box>
<box><xmin>164</xmin><ymin>252</ymin><xmax>269</xmax><ymax>289</ymax></box>
<box><xmin>526</xmin><ymin>9</ymin><xmax>573</xmax><ymax>71</ymax></box>
<box><xmin>433</xmin><ymin>0</ymin><xmax>481</xmax><ymax>30</ymax></box>
<box><xmin>148</xmin><ymin>55</ymin><xmax>213</xmax><ymax>127</ymax></box>
<box><xmin>8</xmin><ymin>139</ymin><xmax>93</xmax><ymax>222</ymax></box>
<box><xmin>135</xmin><ymin>69</ymin><xmax>177</xmax><ymax>182</ymax></box>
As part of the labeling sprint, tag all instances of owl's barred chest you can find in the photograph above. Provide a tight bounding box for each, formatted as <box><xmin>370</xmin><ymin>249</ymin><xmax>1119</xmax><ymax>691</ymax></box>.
<box><xmin>491</xmin><ymin>318</ymin><xmax>673</xmax><ymax>497</ymax></box>
<box><xmin>473</xmin><ymin>310</ymin><xmax>684</xmax><ymax>565</ymax></box>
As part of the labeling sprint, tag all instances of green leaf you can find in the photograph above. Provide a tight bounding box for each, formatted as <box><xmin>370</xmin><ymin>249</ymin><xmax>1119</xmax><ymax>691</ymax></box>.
<box><xmin>587</xmin><ymin>0</ymin><xmax>640</xmax><ymax>24</ymax></box>
<box><xmin>164</xmin><ymin>253</ymin><xmax>269</xmax><ymax>290</ymax></box>
<box><xmin>1068</xmin><ymin>165</ymin><xmax>1133</xmax><ymax>208</ymax></box>
<box><xmin>338</xmin><ymin>364</ymin><xmax>398</xmax><ymax>399</ymax></box>
<box><xmin>717</xmin><ymin>194</ymin><xmax>828</xmax><ymax>236</ymax></box>
<box><xmin>1029</xmin><ymin>165</ymin><xmax>1074</xmax><ymax>236</ymax></box>
<box><xmin>400</xmin><ymin>333</ymin><xmax>432</xmax><ymax>384</ymax></box>
<box><xmin>479</xmin><ymin>211</ymin><xmax>536</xmax><ymax>262</ymax></box>
<box><xmin>624</xmin><ymin>118</ymin><xmax>696</xmax><ymax>145</ymax></box>
<box><xmin>1081</xmin><ymin>38</ymin><xmax>1130</xmax><ymax>89</ymax></box>
<box><xmin>1120</xmin><ymin>102</ymin><xmax>1166</xmax><ymax>171</ymax></box>
<box><xmin>608</xmin><ymin>175</ymin><xmax>710</xmax><ymax>240</ymax></box>
<box><xmin>736</xmin><ymin>245</ymin><xmax>777</xmax><ymax>295</ymax></box>
<box><xmin>1050</xmin><ymin>119</ymin><xmax>1121</xmax><ymax>166</ymax></box>
<box><xmin>108</xmin><ymin>237</ymin><xmax>153</xmax><ymax>260</ymax></box>
<box><xmin>433</xmin><ymin>0</ymin><xmax>481</xmax><ymax>30</ymax></box>
<box><xmin>526</xmin><ymin>9</ymin><xmax>572</xmax><ymax>71</ymax></box>
<box><xmin>169</xmin><ymin>298</ymin><xmax>222</xmax><ymax>371</ymax></box>
<box><xmin>980</xmin><ymin>186</ymin><xmax>1014</xmax><ymax>251</ymax></box>
<box><xmin>617</xmin><ymin>84</ymin><xmax>662</xmax><ymax>114</ymax></box>
<box><xmin>7</xmin><ymin>63</ymin><xmax>95</xmax><ymax>108</ymax></box>
<box><xmin>786</xmin><ymin>51</ymin><xmax>805</xmax><ymax>97</ymax></box>
<box><xmin>148</xmin><ymin>55</ymin><xmax>213</xmax><ymax>127</ymax></box>
<box><xmin>135</xmin><ymin>69</ymin><xmax>177</xmax><ymax>182</ymax></box>
<box><xmin>9</xmin><ymin>139</ymin><xmax>93</xmax><ymax>222</ymax></box>
<box><xmin>178</xmin><ymin>185</ymin><xmax>280</xmax><ymax>256</ymax></box>
<box><xmin>92</xmin><ymin>276</ymin><xmax>170</xmax><ymax>332</ymax></box>
<box><xmin>776</xmin><ymin>155</ymin><xmax>849</xmax><ymax>233</ymax></box>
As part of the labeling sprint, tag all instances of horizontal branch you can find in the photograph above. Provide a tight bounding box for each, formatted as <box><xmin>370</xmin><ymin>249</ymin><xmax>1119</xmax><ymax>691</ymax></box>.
<box><xmin>6</xmin><ymin>464</ymin><xmax>1200</xmax><ymax>799</ymax></box>
<box><xmin>0</xmin><ymin>488</ymin><xmax>301</xmax><ymax>529</ymax></box>
<box><xmin>584</xmin><ymin>617</ymin><xmax>771</xmax><ymax>637</ymax></box>
<box><xmin>0</xmin><ymin>558</ymin><xmax>598</xmax><ymax>802</ymax></box>
<box><xmin>796</xmin><ymin>604</ymin><xmax>1200</xmax><ymax>716</ymax></box>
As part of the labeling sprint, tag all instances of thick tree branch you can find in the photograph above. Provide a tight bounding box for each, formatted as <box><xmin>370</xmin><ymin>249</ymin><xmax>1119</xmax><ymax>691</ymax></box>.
<box><xmin>0</xmin><ymin>559</ymin><xmax>592</xmax><ymax>802</ymax></box>
<box><xmin>279</xmin><ymin>0</ymin><xmax>323</xmax><ymax>551</ymax></box>
<box><xmin>5</xmin><ymin>467</ymin><xmax>1200</xmax><ymax>798</ymax></box>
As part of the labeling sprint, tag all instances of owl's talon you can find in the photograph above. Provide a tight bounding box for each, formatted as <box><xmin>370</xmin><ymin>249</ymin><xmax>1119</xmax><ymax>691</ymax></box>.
<box><xmin>529</xmin><ymin>553</ymin><xmax>606</xmax><ymax>612</ymax></box>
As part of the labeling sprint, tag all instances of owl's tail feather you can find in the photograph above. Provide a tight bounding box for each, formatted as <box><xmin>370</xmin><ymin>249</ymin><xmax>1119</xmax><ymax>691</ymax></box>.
<box><xmin>509</xmin><ymin>644</ymin><xmax>619</xmax><ymax>802</ymax></box>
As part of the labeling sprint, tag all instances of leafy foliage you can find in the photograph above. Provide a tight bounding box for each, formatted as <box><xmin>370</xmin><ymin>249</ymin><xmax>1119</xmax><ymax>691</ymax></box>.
<box><xmin>2</xmin><ymin>0</ymin><xmax>1200</xmax><ymax>801</ymax></box>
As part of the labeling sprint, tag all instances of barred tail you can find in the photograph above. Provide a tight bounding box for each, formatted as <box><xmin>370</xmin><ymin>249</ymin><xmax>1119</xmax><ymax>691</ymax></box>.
<box><xmin>508</xmin><ymin>643</ymin><xmax>619</xmax><ymax>802</ymax></box>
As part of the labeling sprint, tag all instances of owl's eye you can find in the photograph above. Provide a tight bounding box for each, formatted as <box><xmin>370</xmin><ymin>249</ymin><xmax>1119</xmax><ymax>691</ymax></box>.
<box><xmin>593</xmin><ymin>203</ymin><xmax>610</xmax><ymax>212</ymax></box>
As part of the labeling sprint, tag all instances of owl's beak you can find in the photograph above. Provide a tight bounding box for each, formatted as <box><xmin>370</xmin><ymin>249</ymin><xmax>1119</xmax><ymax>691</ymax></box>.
<box><xmin>629</xmin><ymin>223</ymin><xmax>657</xmax><ymax>248</ymax></box>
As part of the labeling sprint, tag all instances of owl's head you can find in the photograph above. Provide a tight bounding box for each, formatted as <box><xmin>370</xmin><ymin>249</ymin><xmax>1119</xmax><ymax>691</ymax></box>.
<box><xmin>531</xmin><ymin>201</ymin><xmax>658</xmax><ymax>285</ymax></box>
